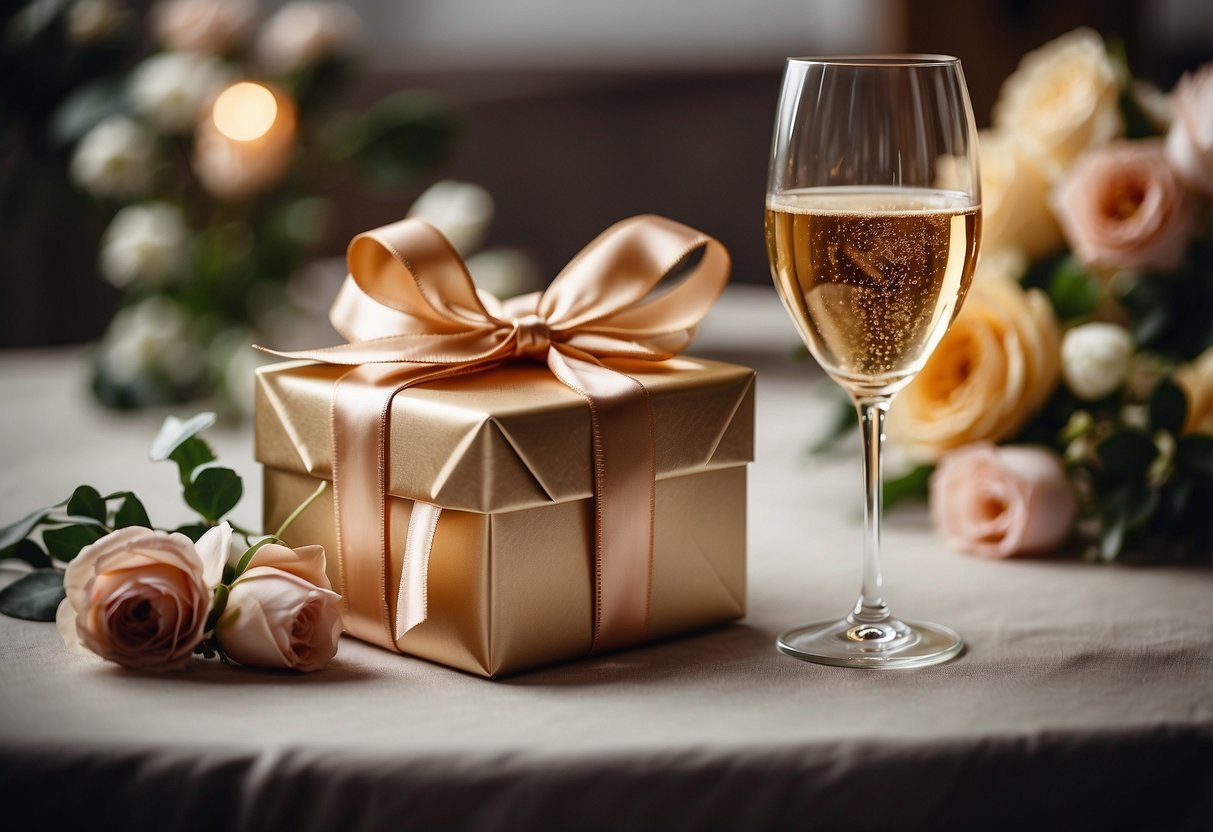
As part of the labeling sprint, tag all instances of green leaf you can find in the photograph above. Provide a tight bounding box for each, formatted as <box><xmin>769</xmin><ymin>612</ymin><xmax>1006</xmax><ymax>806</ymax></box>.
<box><xmin>1118</xmin><ymin>278</ymin><xmax>1170</xmax><ymax>347</ymax></box>
<box><xmin>150</xmin><ymin>413</ymin><xmax>216</xmax><ymax>462</ymax></box>
<box><xmin>113</xmin><ymin>493</ymin><xmax>151</xmax><ymax>529</ymax></box>
<box><xmin>1047</xmin><ymin>259</ymin><xmax>1101</xmax><ymax>320</ymax></box>
<box><xmin>183</xmin><ymin>467</ymin><xmax>243</xmax><ymax>522</ymax></box>
<box><xmin>42</xmin><ymin>524</ymin><xmax>105</xmax><ymax>562</ymax></box>
<box><xmin>66</xmin><ymin>485</ymin><xmax>106</xmax><ymax>524</ymax></box>
<box><xmin>883</xmin><ymin>465</ymin><xmax>933</xmax><ymax>509</ymax></box>
<box><xmin>1096</xmin><ymin>429</ymin><xmax>1158</xmax><ymax>479</ymax></box>
<box><xmin>168</xmin><ymin>437</ymin><xmax>217</xmax><ymax>487</ymax></box>
<box><xmin>809</xmin><ymin>399</ymin><xmax>857</xmax><ymax>455</ymax></box>
<box><xmin>1176</xmin><ymin>435</ymin><xmax>1213</xmax><ymax>478</ymax></box>
<box><xmin>347</xmin><ymin>93</ymin><xmax>455</xmax><ymax>188</ymax></box>
<box><xmin>3</xmin><ymin>540</ymin><xmax>51</xmax><ymax>569</ymax></box>
<box><xmin>1148</xmin><ymin>379</ymin><xmax>1188</xmax><ymax>435</ymax></box>
<box><xmin>0</xmin><ymin>504</ymin><xmax>56</xmax><ymax>552</ymax></box>
<box><xmin>0</xmin><ymin>570</ymin><xmax>66</xmax><ymax>622</ymax></box>
<box><xmin>174</xmin><ymin>524</ymin><xmax>210</xmax><ymax>543</ymax></box>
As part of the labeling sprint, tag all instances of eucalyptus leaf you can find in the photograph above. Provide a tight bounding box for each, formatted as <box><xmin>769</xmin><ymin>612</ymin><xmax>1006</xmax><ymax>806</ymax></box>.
<box><xmin>1098</xmin><ymin>489</ymin><xmax>1128</xmax><ymax>562</ymax></box>
<box><xmin>114</xmin><ymin>494</ymin><xmax>151</xmax><ymax>529</ymax></box>
<box><xmin>149</xmin><ymin>413</ymin><xmax>216</xmax><ymax>462</ymax></box>
<box><xmin>3</xmin><ymin>539</ymin><xmax>51</xmax><ymax>569</ymax></box>
<box><xmin>48</xmin><ymin>80</ymin><xmax>128</xmax><ymax>145</ymax></box>
<box><xmin>42</xmin><ymin>524</ymin><xmax>105</xmax><ymax>562</ymax></box>
<box><xmin>1096</xmin><ymin>429</ymin><xmax>1158</xmax><ymax>479</ymax></box>
<box><xmin>1176</xmin><ymin>435</ymin><xmax>1213</xmax><ymax>478</ymax></box>
<box><xmin>1148</xmin><ymin>379</ymin><xmax>1188</xmax><ymax>435</ymax></box>
<box><xmin>0</xmin><ymin>570</ymin><xmax>66</xmax><ymax>622</ymax></box>
<box><xmin>66</xmin><ymin>485</ymin><xmax>106</xmax><ymax>524</ymax></box>
<box><xmin>0</xmin><ymin>505</ymin><xmax>56</xmax><ymax>552</ymax></box>
<box><xmin>183</xmin><ymin>467</ymin><xmax>242</xmax><ymax>522</ymax></box>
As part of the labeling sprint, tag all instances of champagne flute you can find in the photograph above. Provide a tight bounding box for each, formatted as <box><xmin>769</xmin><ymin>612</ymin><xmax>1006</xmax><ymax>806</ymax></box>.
<box><xmin>765</xmin><ymin>55</ymin><xmax>981</xmax><ymax>668</ymax></box>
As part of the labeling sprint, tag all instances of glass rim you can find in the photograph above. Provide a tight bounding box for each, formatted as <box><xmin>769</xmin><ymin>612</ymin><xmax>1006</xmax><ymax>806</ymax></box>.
<box><xmin>785</xmin><ymin>54</ymin><xmax>960</xmax><ymax>67</ymax></box>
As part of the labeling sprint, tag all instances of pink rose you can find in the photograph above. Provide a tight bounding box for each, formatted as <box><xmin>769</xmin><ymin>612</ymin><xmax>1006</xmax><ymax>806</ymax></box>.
<box><xmin>151</xmin><ymin>0</ymin><xmax>255</xmax><ymax>54</ymax></box>
<box><xmin>1052</xmin><ymin>140</ymin><xmax>1197</xmax><ymax>273</ymax></box>
<box><xmin>56</xmin><ymin>524</ymin><xmax>229</xmax><ymax>670</ymax></box>
<box><xmin>1165</xmin><ymin>64</ymin><xmax>1213</xmax><ymax>197</ymax></box>
<box><xmin>215</xmin><ymin>543</ymin><xmax>341</xmax><ymax>672</ymax></box>
<box><xmin>930</xmin><ymin>443</ymin><xmax>1077</xmax><ymax>558</ymax></box>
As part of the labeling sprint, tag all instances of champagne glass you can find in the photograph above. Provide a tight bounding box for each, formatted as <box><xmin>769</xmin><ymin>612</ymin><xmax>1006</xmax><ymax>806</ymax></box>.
<box><xmin>765</xmin><ymin>55</ymin><xmax>981</xmax><ymax>668</ymax></box>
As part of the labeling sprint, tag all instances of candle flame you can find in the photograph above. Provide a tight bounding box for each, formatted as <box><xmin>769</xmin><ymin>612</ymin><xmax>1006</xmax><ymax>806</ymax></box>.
<box><xmin>213</xmin><ymin>82</ymin><xmax>278</xmax><ymax>142</ymax></box>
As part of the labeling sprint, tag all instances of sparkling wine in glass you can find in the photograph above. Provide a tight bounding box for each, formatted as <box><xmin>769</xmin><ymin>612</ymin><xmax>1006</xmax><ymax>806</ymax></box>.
<box><xmin>765</xmin><ymin>56</ymin><xmax>981</xmax><ymax>668</ymax></box>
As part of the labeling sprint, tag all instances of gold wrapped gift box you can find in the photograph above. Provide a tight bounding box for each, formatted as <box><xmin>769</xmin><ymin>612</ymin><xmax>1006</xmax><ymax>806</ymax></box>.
<box><xmin>257</xmin><ymin>356</ymin><xmax>754</xmax><ymax>676</ymax></box>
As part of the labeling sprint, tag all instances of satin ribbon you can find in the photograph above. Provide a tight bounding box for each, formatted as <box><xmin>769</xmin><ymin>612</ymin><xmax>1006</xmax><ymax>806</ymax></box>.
<box><xmin>261</xmin><ymin>215</ymin><xmax>729</xmax><ymax>654</ymax></box>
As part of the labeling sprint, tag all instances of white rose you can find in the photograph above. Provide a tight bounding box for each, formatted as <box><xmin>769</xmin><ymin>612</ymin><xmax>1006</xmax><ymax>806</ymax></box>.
<box><xmin>99</xmin><ymin>202</ymin><xmax>189</xmax><ymax>288</ymax></box>
<box><xmin>128</xmin><ymin>52</ymin><xmax>235</xmax><ymax>132</ymax></box>
<box><xmin>993</xmin><ymin>28</ymin><xmax>1122</xmax><ymax>179</ymax></box>
<box><xmin>407</xmin><ymin>180</ymin><xmax>494</xmax><ymax>256</ymax></box>
<box><xmin>976</xmin><ymin>129</ymin><xmax>1064</xmax><ymax>259</ymax></box>
<box><xmin>465</xmin><ymin>248</ymin><xmax>541</xmax><ymax>299</ymax></box>
<box><xmin>99</xmin><ymin>297</ymin><xmax>205</xmax><ymax>387</ymax></box>
<box><xmin>1061</xmin><ymin>323</ymin><xmax>1134</xmax><ymax>400</ymax></box>
<box><xmin>151</xmin><ymin>0</ymin><xmax>255</xmax><ymax>55</ymax></box>
<box><xmin>256</xmin><ymin>2</ymin><xmax>362</xmax><ymax>75</ymax></box>
<box><xmin>69</xmin><ymin>116</ymin><xmax>156</xmax><ymax>198</ymax></box>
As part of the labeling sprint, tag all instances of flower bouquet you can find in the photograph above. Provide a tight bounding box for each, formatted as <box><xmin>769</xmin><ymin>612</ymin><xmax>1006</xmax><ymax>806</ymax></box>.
<box><xmin>3</xmin><ymin>0</ymin><xmax>457</xmax><ymax>411</ymax></box>
<box><xmin>826</xmin><ymin>30</ymin><xmax>1213</xmax><ymax>563</ymax></box>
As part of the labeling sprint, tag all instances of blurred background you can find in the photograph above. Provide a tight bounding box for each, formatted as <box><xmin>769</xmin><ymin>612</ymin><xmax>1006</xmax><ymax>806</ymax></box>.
<box><xmin>2</xmin><ymin>0</ymin><xmax>1210</xmax><ymax>356</ymax></box>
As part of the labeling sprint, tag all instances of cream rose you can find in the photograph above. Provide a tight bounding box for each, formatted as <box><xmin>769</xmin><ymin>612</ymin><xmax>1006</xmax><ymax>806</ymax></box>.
<box><xmin>930</xmin><ymin>442</ymin><xmax>1077</xmax><ymax>558</ymax></box>
<box><xmin>215</xmin><ymin>543</ymin><xmax>341</xmax><ymax>672</ymax></box>
<box><xmin>151</xmin><ymin>0</ymin><xmax>255</xmax><ymax>54</ymax></box>
<box><xmin>1175</xmin><ymin>347</ymin><xmax>1213</xmax><ymax>435</ymax></box>
<box><xmin>128</xmin><ymin>52</ymin><xmax>234</xmax><ymax>132</ymax></box>
<box><xmin>1060</xmin><ymin>322</ymin><xmax>1134</xmax><ymax>400</ymax></box>
<box><xmin>976</xmin><ymin>129</ymin><xmax>1064</xmax><ymax>259</ymax></box>
<box><xmin>255</xmin><ymin>2</ymin><xmax>362</xmax><ymax>75</ymax></box>
<box><xmin>407</xmin><ymin>180</ymin><xmax>494</xmax><ymax>256</ymax></box>
<box><xmin>1052</xmin><ymin>140</ymin><xmax>1197</xmax><ymax>273</ymax></box>
<box><xmin>993</xmin><ymin>28</ymin><xmax>1122</xmax><ymax>179</ymax></box>
<box><xmin>1165</xmin><ymin>64</ymin><xmax>1213</xmax><ymax>197</ymax></box>
<box><xmin>56</xmin><ymin>524</ymin><xmax>229</xmax><ymax>670</ymax></box>
<box><xmin>888</xmin><ymin>273</ymin><xmax>1061</xmax><ymax>460</ymax></box>
<box><xmin>99</xmin><ymin>202</ymin><xmax>189</xmax><ymax>288</ymax></box>
<box><xmin>69</xmin><ymin>116</ymin><xmax>156</xmax><ymax>198</ymax></box>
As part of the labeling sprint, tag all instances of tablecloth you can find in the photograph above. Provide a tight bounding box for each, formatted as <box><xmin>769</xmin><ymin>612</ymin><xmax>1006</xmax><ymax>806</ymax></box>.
<box><xmin>1</xmin><ymin>287</ymin><xmax>1210</xmax><ymax>831</ymax></box>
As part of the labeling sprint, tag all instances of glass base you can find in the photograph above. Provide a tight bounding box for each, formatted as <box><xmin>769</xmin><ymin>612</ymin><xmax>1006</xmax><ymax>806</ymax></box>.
<box><xmin>777</xmin><ymin>616</ymin><xmax>963</xmax><ymax>669</ymax></box>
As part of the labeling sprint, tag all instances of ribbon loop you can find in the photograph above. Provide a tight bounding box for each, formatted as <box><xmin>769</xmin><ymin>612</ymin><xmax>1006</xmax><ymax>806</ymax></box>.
<box><xmin>259</xmin><ymin>215</ymin><xmax>729</xmax><ymax>657</ymax></box>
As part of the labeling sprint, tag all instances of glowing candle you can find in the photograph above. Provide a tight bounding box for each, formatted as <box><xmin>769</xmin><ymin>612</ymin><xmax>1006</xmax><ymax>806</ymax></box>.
<box><xmin>194</xmin><ymin>82</ymin><xmax>297</xmax><ymax>199</ymax></box>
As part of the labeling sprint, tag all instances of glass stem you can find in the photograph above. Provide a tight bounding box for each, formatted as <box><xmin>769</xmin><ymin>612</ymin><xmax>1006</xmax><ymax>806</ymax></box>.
<box><xmin>852</xmin><ymin>396</ymin><xmax>891</xmax><ymax>624</ymax></box>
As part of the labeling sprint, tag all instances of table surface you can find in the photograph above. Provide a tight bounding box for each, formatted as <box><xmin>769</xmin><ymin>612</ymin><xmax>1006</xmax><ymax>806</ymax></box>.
<box><xmin>1</xmin><ymin>286</ymin><xmax>1211</xmax><ymax>832</ymax></box>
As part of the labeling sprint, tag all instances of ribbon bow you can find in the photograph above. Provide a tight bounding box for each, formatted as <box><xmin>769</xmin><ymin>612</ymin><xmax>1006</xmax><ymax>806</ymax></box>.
<box><xmin>263</xmin><ymin>215</ymin><xmax>729</xmax><ymax>654</ymax></box>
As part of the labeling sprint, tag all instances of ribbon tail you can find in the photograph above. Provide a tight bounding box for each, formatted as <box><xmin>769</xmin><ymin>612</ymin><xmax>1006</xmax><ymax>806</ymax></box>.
<box><xmin>547</xmin><ymin>348</ymin><xmax>655</xmax><ymax>653</ymax></box>
<box><xmin>396</xmin><ymin>502</ymin><xmax>441</xmax><ymax>641</ymax></box>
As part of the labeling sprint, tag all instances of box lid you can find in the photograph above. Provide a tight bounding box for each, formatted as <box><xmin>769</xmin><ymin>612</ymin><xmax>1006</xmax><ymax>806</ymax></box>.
<box><xmin>255</xmin><ymin>357</ymin><xmax>754</xmax><ymax>514</ymax></box>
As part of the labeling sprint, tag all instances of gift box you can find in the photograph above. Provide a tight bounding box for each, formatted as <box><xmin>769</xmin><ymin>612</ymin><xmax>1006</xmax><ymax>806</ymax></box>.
<box><xmin>256</xmin><ymin>214</ymin><xmax>751</xmax><ymax>676</ymax></box>
<box><xmin>258</xmin><ymin>357</ymin><xmax>753</xmax><ymax>676</ymax></box>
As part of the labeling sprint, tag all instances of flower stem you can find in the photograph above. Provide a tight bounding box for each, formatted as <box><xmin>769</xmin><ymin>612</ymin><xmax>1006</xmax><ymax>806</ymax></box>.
<box><xmin>275</xmin><ymin>481</ymin><xmax>328</xmax><ymax>541</ymax></box>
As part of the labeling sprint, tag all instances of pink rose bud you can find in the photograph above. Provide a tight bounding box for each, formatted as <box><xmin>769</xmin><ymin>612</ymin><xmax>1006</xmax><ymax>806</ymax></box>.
<box><xmin>56</xmin><ymin>524</ymin><xmax>230</xmax><ymax>671</ymax></box>
<box><xmin>1052</xmin><ymin>140</ymin><xmax>1197</xmax><ymax>273</ymax></box>
<box><xmin>930</xmin><ymin>443</ymin><xmax>1077</xmax><ymax>558</ymax></box>
<box><xmin>215</xmin><ymin>544</ymin><xmax>342</xmax><ymax>672</ymax></box>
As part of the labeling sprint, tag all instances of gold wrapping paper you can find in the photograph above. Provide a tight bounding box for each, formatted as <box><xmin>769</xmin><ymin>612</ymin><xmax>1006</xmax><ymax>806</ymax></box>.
<box><xmin>257</xmin><ymin>356</ymin><xmax>754</xmax><ymax>676</ymax></box>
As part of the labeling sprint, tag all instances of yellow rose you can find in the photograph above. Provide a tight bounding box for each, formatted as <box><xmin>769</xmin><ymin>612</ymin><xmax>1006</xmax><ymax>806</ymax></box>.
<box><xmin>976</xmin><ymin>129</ymin><xmax>1064</xmax><ymax>259</ymax></box>
<box><xmin>993</xmin><ymin>28</ymin><xmax>1122</xmax><ymax>179</ymax></box>
<box><xmin>888</xmin><ymin>273</ymin><xmax>1061</xmax><ymax>461</ymax></box>
<box><xmin>1175</xmin><ymin>347</ymin><xmax>1213</xmax><ymax>435</ymax></box>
